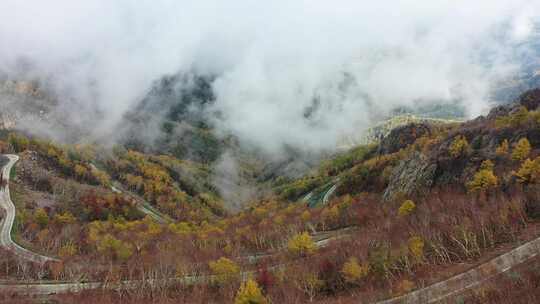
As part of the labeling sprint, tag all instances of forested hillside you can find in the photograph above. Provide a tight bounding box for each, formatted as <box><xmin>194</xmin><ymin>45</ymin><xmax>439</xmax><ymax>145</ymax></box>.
<box><xmin>1</xmin><ymin>88</ymin><xmax>540</xmax><ymax>303</ymax></box>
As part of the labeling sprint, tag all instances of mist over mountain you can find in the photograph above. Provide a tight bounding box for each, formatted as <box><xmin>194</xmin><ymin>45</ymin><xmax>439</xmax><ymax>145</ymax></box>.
<box><xmin>491</xmin><ymin>21</ymin><xmax>540</xmax><ymax>101</ymax></box>
<box><xmin>1</xmin><ymin>0</ymin><xmax>540</xmax><ymax>156</ymax></box>
<box><xmin>5</xmin><ymin>3</ymin><xmax>540</xmax><ymax>303</ymax></box>
<box><xmin>119</xmin><ymin>73</ymin><xmax>221</xmax><ymax>163</ymax></box>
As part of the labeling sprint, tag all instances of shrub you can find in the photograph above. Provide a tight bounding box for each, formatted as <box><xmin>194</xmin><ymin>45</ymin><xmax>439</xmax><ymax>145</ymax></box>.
<box><xmin>54</xmin><ymin>212</ymin><xmax>76</xmax><ymax>225</ymax></box>
<box><xmin>114</xmin><ymin>241</ymin><xmax>134</xmax><ymax>261</ymax></box>
<box><xmin>514</xmin><ymin>157</ymin><xmax>540</xmax><ymax>184</ymax></box>
<box><xmin>336</xmin><ymin>165</ymin><xmax>370</xmax><ymax>195</ymax></box>
<box><xmin>510</xmin><ymin>106</ymin><xmax>530</xmax><ymax>126</ymax></box>
<box><xmin>300</xmin><ymin>210</ymin><xmax>311</xmax><ymax>222</ymax></box>
<box><xmin>273</xmin><ymin>215</ymin><xmax>285</xmax><ymax>225</ymax></box>
<box><xmin>292</xmin><ymin>270</ymin><xmax>323</xmax><ymax>302</ymax></box>
<box><xmin>256</xmin><ymin>268</ymin><xmax>275</xmax><ymax>292</ymax></box>
<box><xmin>58</xmin><ymin>242</ymin><xmax>78</xmax><ymax>258</ymax></box>
<box><xmin>408</xmin><ymin>236</ymin><xmax>424</xmax><ymax>261</ymax></box>
<box><xmin>321</xmin><ymin>205</ymin><xmax>339</xmax><ymax>223</ymax></box>
<box><xmin>92</xmin><ymin>169</ymin><xmax>111</xmax><ymax>187</ymax></box>
<box><xmin>96</xmin><ymin>234</ymin><xmax>133</xmax><ymax>261</ymax></box>
<box><xmin>368</xmin><ymin>246</ymin><xmax>391</xmax><ymax>278</ymax></box>
<box><xmin>35</xmin><ymin>174</ymin><xmax>53</xmax><ymax>192</ymax></box>
<box><xmin>34</xmin><ymin>208</ymin><xmax>49</xmax><ymax>228</ymax></box>
<box><xmin>341</xmin><ymin>257</ymin><xmax>369</xmax><ymax>284</ymax></box>
<box><xmin>480</xmin><ymin>159</ymin><xmax>495</xmax><ymax>171</ymax></box>
<box><xmin>234</xmin><ymin>279</ymin><xmax>268</xmax><ymax>304</ymax></box>
<box><xmin>321</xmin><ymin>145</ymin><xmax>373</xmax><ymax>175</ymax></box>
<box><xmin>278</xmin><ymin>176</ymin><xmax>326</xmax><ymax>201</ymax></box>
<box><xmin>398</xmin><ymin>200</ymin><xmax>416</xmax><ymax>217</ymax></box>
<box><xmin>512</xmin><ymin>138</ymin><xmax>531</xmax><ymax>161</ymax></box>
<box><xmin>287</xmin><ymin>232</ymin><xmax>316</xmax><ymax>256</ymax></box>
<box><xmin>467</xmin><ymin>160</ymin><xmax>498</xmax><ymax>192</ymax></box>
<box><xmin>449</xmin><ymin>135</ymin><xmax>469</xmax><ymax>158</ymax></box>
<box><xmin>495</xmin><ymin>106</ymin><xmax>530</xmax><ymax>128</ymax></box>
<box><xmin>209</xmin><ymin>257</ymin><xmax>240</xmax><ymax>285</ymax></box>
<box><xmin>8</xmin><ymin>133</ymin><xmax>29</xmax><ymax>153</ymax></box>
<box><xmin>74</xmin><ymin>164</ymin><xmax>88</xmax><ymax>179</ymax></box>
<box><xmin>496</xmin><ymin>139</ymin><xmax>510</xmax><ymax>157</ymax></box>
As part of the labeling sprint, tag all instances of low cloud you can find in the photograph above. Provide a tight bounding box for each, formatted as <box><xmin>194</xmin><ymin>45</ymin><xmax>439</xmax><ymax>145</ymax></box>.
<box><xmin>1</xmin><ymin>0</ymin><xmax>539</xmax><ymax>154</ymax></box>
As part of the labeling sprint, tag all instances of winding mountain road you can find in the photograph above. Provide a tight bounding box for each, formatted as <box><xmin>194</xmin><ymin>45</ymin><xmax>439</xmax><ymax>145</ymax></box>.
<box><xmin>302</xmin><ymin>178</ymin><xmax>339</xmax><ymax>207</ymax></box>
<box><xmin>4</xmin><ymin>232</ymin><xmax>540</xmax><ymax>301</ymax></box>
<box><xmin>0</xmin><ymin>154</ymin><xmax>58</xmax><ymax>264</ymax></box>
<box><xmin>322</xmin><ymin>184</ymin><xmax>337</xmax><ymax>205</ymax></box>
<box><xmin>379</xmin><ymin>236</ymin><xmax>540</xmax><ymax>303</ymax></box>
<box><xmin>89</xmin><ymin>162</ymin><xmax>170</xmax><ymax>224</ymax></box>
<box><xmin>3</xmin><ymin>154</ymin><xmax>540</xmax><ymax>302</ymax></box>
<box><xmin>110</xmin><ymin>183</ymin><xmax>170</xmax><ymax>224</ymax></box>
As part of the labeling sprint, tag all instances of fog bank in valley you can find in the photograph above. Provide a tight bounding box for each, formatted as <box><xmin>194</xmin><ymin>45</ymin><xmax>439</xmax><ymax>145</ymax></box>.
<box><xmin>1</xmin><ymin>0</ymin><xmax>539</xmax><ymax>154</ymax></box>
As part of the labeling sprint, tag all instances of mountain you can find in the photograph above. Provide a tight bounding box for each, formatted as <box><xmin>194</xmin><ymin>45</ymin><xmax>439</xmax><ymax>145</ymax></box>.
<box><xmin>119</xmin><ymin>73</ymin><xmax>222</xmax><ymax>164</ymax></box>
<box><xmin>4</xmin><ymin>67</ymin><xmax>540</xmax><ymax>303</ymax></box>
<box><xmin>2</xmin><ymin>87</ymin><xmax>540</xmax><ymax>303</ymax></box>
<box><xmin>491</xmin><ymin>22</ymin><xmax>540</xmax><ymax>102</ymax></box>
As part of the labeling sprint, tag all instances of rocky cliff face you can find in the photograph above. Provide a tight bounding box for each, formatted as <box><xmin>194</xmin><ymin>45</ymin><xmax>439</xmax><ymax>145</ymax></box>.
<box><xmin>383</xmin><ymin>152</ymin><xmax>437</xmax><ymax>201</ymax></box>
<box><xmin>519</xmin><ymin>88</ymin><xmax>540</xmax><ymax>111</ymax></box>
<box><xmin>0</xmin><ymin>112</ymin><xmax>17</xmax><ymax>130</ymax></box>
<box><xmin>0</xmin><ymin>80</ymin><xmax>49</xmax><ymax>126</ymax></box>
<box><xmin>378</xmin><ymin>122</ymin><xmax>432</xmax><ymax>155</ymax></box>
<box><xmin>338</xmin><ymin>114</ymin><xmax>463</xmax><ymax>150</ymax></box>
<box><xmin>382</xmin><ymin>88</ymin><xmax>540</xmax><ymax>202</ymax></box>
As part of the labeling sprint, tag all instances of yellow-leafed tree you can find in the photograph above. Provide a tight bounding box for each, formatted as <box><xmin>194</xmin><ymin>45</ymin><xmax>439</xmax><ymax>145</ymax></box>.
<box><xmin>512</xmin><ymin>138</ymin><xmax>531</xmax><ymax>161</ymax></box>
<box><xmin>496</xmin><ymin>139</ymin><xmax>509</xmax><ymax>156</ymax></box>
<box><xmin>467</xmin><ymin>160</ymin><xmax>498</xmax><ymax>192</ymax></box>
<box><xmin>449</xmin><ymin>135</ymin><xmax>469</xmax><ymax>158</ymax></box>
<box><xmin>209</xmin><ymin>257</ymin><xmax>240</xmax><ymax>285</ymax></box>
<box><xmin>74</xmin><ymin>164</ymin><xmax>88</xmax><ymax>179</ymax></box>
<box><xmin>408</xmin><ymin>236</ymin><xmax>424</xmax><ymax>261</ymax></box>
<box><xmin>34</xmin><ymin>208</ymin><xmax>49</xmax><ymax>228</ymax></box>
<box><xmin>398</xmin><ymin>200</ymin><xmax>416</xmax><ymax>217</ymax></box>
<box><xmin>234</xmin><ymin>279</ymin><xmax>268</xmax><ymax>304</ymax></box>
<box><xmin>341</xmin><ymin>257</ymin><xmax>369</xmax><ymax>284</ymax></box>
<box><xmin>287</xmin><ymin>232</ymin><xmax>316</xmax><ymax>256</ymax></box>
<box><xmin>515</xmin><ymin>157</ymin><xmax>540</xmax><ymax>184</ymax></box>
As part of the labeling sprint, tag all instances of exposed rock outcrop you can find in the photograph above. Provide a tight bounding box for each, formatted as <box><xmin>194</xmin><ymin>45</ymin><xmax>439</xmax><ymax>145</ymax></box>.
<box><xmin>378</xmin><ymin>122</ymin><xmax>432</xmax><ymax>155</ymax></box>
<box><xmin>0</xmin><ymin>112</ymin><xmax>18</xmax><ymax>130</ymax></box>
<box><xmin>519</xmin><ymin>88</ymin><xmax>540</xmax><ymax>110</ymax></box>
<box><xmin>383</xmin><ymin>152</ymin><xmax>437</xmax><ymax>201</ymax></box>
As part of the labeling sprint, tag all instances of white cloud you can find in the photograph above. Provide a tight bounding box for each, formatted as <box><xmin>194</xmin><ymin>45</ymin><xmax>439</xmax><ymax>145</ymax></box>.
<box><xmin>1</xmin><ymin>0</ymin><xmax>539</xmax><ymax>153</ymax></box>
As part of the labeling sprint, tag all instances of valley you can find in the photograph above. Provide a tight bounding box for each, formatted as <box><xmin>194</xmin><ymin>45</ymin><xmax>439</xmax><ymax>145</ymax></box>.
<box><xmin>1</xmin><ymin>89</ymin><xmax>540</xmax><ymax>303</ymax></box>
<box><xmin>2</xmin><ymin>3</ymin><xmax>540</xmax><ymax>303</ymax></box>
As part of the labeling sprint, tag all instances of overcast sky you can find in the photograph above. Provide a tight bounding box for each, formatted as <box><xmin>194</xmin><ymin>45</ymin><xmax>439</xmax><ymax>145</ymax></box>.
<box><xmin>1</xmin><ymin>0</ymin><xmax>539</xmax><ymax>153</ymax></box>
